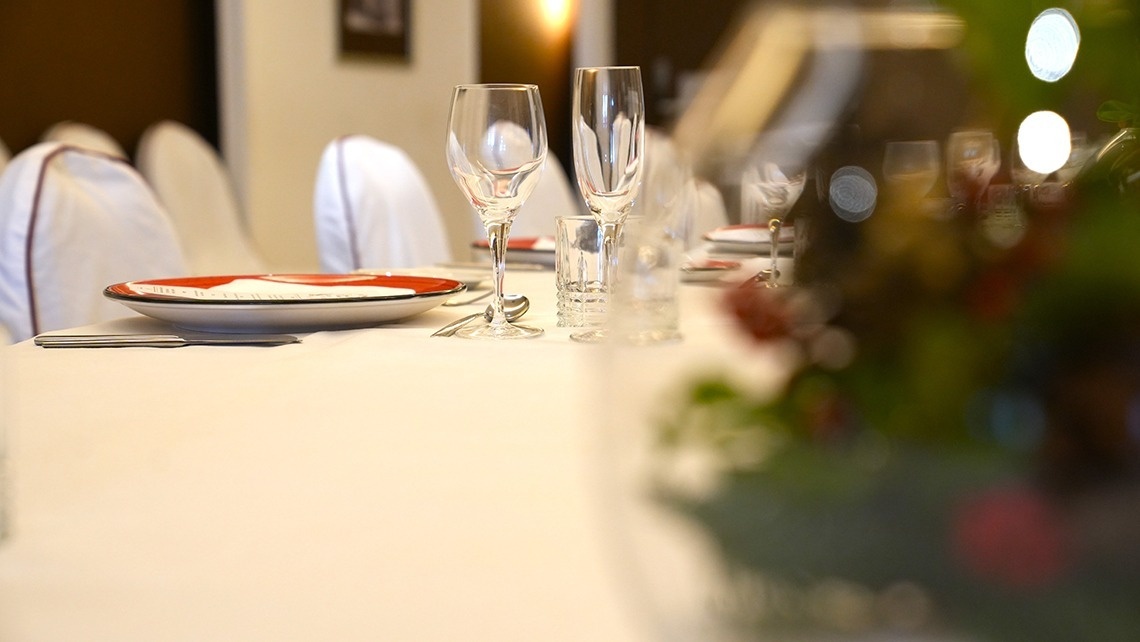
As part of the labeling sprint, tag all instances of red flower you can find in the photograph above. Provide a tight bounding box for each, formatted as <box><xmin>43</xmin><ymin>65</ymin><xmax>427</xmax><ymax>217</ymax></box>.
<box><xmin>723</xmin><ymin>285</ymin><xmax>794</xmax><ymax>342</ymax></box>
<box><xmin>951</xmin><ymin>485</ymin><xmax>1073</xmax><ymax>590</ymax></box>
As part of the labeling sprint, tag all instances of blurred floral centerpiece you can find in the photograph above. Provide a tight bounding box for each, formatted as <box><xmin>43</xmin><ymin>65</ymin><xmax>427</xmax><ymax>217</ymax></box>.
<box><xmin>649</xmin><ymin>1</ymin><xmax>1140</xmax><ymax>640</ymax></box>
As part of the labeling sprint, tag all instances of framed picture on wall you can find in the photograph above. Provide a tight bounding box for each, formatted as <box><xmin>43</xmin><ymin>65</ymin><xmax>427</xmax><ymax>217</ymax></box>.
<box><xmin>338</xmin><ymin>0</ymin><xmax>411</xmax><ymax>60</ymax></box>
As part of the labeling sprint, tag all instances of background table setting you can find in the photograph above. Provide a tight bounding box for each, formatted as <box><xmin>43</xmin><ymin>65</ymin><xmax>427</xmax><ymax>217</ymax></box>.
<box><xmin>0</xmin><ymin>59</ymin><xmax>800</xmax><ymax>640</ymax></box>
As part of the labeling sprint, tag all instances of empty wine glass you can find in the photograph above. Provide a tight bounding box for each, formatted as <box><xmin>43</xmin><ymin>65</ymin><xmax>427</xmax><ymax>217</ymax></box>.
<box><xmin>946</xmin><ymin>130</ymin><xmax>1000</xmax><ymax>208</ymax></box>
<box><xmin>446</xmin><ymin>83</ymin><xmax>547</xmax><ymax>339</ymax></box>
<box><xmin>571</xmin><ymin>66</ymin><xmax>646</xmax><ymax>342</ymax></box>
<box><xmin>882</xmin><ymin>140</ymin><xmax>941</xmax><ymax>204</ymax></box>
<box><xmin>740</xmin><ymin>160</ymin><xmax>806</xmax><ymax>287</ymax></box>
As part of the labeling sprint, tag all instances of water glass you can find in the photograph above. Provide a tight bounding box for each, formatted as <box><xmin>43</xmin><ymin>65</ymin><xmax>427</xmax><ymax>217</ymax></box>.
<box><xmin>556</xmin><ymin>215</ymin><xmax>609</xmax><ymax>328</ymax></box>
<box><xmin>609</xmin><ymin>216</ymin><xmax>683</xmax><ymax>345</ymax></box>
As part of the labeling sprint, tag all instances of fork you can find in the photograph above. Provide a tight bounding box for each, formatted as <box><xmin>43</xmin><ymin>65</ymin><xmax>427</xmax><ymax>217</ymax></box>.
<box><xmin>441</xmin><ymin>289</ymin><xmax>492</xmax><ymax>307</ymax></box>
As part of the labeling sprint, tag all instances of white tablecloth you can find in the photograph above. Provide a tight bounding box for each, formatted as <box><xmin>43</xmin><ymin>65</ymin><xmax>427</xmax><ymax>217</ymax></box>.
<box><xmin>0</xmin><ymin>263</ymin><xmax>777</xmax><ymax>641</ymax></box>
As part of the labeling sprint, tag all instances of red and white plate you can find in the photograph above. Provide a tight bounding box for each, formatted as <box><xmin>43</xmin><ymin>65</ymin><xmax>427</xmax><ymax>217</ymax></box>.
<box><xmin>680</xmin><ymin>258</ymin><xmax>742</xmax><ymax>283</ymax></box>
<box><xmin>471</xmin><ymin>236</ymin><xmax>556</xmax><ymax>267</ymax></box>
<box><xmin>357</xmin><ymin>264</ymin><xmax>489</xmax><ymax>288</ymax></box>
<box><xmin>104</xmin><ymin>274</ymin><xmax>465</xmax><ymax>333</ymax></box>
<box><xmin>703</xmin><ymin>224</ymin><xmax>795</xmax><ymax>255</ymax></box>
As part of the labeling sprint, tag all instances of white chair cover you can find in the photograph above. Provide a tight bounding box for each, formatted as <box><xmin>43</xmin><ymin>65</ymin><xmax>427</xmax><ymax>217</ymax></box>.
<box><xmin>470</xmin><ymin>155</ymin><xmax>583</xmax><ymax>240</ymax></box>
<box><xmin>136</xmin><ymin>120</ymin><xmax>266</xmax><ymax>275</ymax></box>
<box><xmin>692</xmin><ymin>179</ymin><xmax>729</xmax><ymax>243</ymax></box>
<box><xmin>314</xmin><ymin>135</ymin><xmax>451</xmax><ymax>272</ymax></box>
<box><xmin>40</xmin><ymin>121</ymin><xmax>127</xmax><ymax>159</ymax></box>
<box><xmin>0</xmin><ymin>143</ymin><xmax>187</xmax><ymax>341</ymax></box>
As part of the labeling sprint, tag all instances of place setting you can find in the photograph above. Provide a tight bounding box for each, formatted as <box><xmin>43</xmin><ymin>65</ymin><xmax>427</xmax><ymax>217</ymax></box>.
<box><xmin>468</xmin><ymin>236</ymin><xmax>556</xmax><ymax>268</ymax></box>
<box><xmin>679</xmin><ymin>257</ymin><xmax>744</xmax><ymax>283</ymax></box>
<box><xmin>31</xmin><ymin>272</ymin><xmax>467</xmax><ymax>347</ymax></box>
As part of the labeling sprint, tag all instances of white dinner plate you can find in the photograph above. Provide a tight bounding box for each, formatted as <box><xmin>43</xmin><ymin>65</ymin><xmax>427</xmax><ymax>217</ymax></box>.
<box><xmin>703</xmin><ymin>224</ymin><xmax>795</xmax><ymax>255</ymax></box>
<box><xmin>104</xmin><ymin>274</ymin><xmax>465</xmax><ymax>333</ymax></box>
<box><xmin>471</xmin><ymin>236</ymin><xmax>556</xmax><ymax>267</ymax></box>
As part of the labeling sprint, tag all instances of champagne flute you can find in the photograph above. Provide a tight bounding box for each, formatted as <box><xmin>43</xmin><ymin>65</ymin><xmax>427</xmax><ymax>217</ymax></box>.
<box><xmin>571</xmin><ymin>66</ymin><xmax>646</xmax><ymax>342</ymax></box>
<box><xmin>740</xmin><ymin>160</ymin><xmax>806</xmax><ymax>287</ymax></box>
<box><xmin>445</xmin><ymin>83</ymin><xmax>546</xmax><ymax>339</ymax></box>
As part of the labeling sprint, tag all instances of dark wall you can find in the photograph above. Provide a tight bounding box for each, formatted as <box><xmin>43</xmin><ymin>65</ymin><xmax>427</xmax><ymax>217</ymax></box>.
<box><xmin>0</xmin><ymin>0</ymin><xmax>217</xmax><ymax>157</ymax></box>
<box><xmin>615</xmin><ymin>0</ymin><xmax>749</xmax><ymax>126</ymax></box>
<box><xmin>479</xmin><ymin>0</ymin><xmax>574</xmax><ymax>172</ymax></box>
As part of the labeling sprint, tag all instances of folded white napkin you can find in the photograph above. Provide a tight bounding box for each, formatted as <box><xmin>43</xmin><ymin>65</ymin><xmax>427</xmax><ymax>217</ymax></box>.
<box><xmin>129</xmin><ymin>279</ymin><xmax>415</xmax><ymax>301</ymax></box>
<box><xmin>706</xmin><ymin>224</ymin><xmax>795</xmax><ymax>244</ymax></box>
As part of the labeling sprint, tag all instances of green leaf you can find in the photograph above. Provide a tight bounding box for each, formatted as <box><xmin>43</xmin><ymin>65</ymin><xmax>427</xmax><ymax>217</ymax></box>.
<box><xmin>1097</xmin><ymin>100</ymin><xmax>1140</xmax><ymax>126</ymax></box>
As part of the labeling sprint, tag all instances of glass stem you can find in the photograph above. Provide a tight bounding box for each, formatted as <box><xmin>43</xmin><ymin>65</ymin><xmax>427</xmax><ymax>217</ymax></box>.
<box><xmin>767</xmin><ymin>217</ymin><xmax>781</xmax><ymax>288</ymax></box>
<box><xmin>601</xmin><ymin>221</ymin><xmax>621</xmax><ymax>293</ymax></box>
<box><xmin>486</xmin><ymin>218</ymin><xmax>512</xmax><ymax>326</ymax></box>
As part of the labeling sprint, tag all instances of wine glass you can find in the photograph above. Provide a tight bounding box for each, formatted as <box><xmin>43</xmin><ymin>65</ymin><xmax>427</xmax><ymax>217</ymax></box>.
<box><xmin>571</xmin><ymin>66</ymin><xmax>646</xmax><ymax>342</ymax></box>
<box><xmin>740</xmin><ymin>160</ymin><xmax>806</xmax><ymax>288</ymax></box>
<box><xmin>946</xmin><ymin>130</ymin><xmax>1000</xmax><ymax>208</ymax></box>
<box><xmin>445</xmin><ymin>83</ymin><xmax>547</xmax><ymax>339</ymax></box>
<box><xmin>882</xmin><ymin>140</ymin><xmax>940</xmax><ymax>204</ymax></box>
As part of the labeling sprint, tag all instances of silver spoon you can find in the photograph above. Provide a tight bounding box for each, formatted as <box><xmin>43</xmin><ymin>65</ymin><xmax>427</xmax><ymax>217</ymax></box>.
<box><xmin>431</xmin><ymin>294</ymin><xmax>530</xmax><ymax>337</ymax></box>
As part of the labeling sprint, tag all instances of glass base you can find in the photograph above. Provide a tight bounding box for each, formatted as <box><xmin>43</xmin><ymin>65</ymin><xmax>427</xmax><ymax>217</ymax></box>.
<box><xmin>572</xmin><ymin>327</ymin><xmax>683</xmax><ymax>345</ymax></box>
<box><xmin>570</xmin><ymin>328</ymin><xmax>608</xmax><ymax>343</ymax></box>
<box><xmin>457</xmin><ymin>321</ymin><xmax>543</xmax><ymax>340</ymax></box>
<box><xmin>744</xmin><ymin>268</ymin><xmax>782</xmax><ymax>288</ymax></box>
<box><xmin>622</xmin><ymin>329</ymin><xmax>682</xmax><ymax>346</ymax></box>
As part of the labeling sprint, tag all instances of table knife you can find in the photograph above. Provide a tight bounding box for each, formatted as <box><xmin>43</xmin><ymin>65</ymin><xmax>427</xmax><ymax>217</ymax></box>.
<box><xmin>34</xmin><ymin>333</ymin><xmax>301</xmax><ymax>348</ymax></box>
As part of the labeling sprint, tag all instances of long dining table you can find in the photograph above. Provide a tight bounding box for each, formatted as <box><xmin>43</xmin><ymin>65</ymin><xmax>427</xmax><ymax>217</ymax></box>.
<box><xmin>0</xmin><ymin>259</ymin><xmax>781</xmax><ymax>641</ymax></box>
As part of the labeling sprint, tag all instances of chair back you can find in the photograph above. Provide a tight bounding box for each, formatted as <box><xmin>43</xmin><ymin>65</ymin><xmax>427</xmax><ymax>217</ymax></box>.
<box><xmin>40</xmin><ymin>121</ymin><xmax>127</xmax><ymax>159</ymax></box>
<box><xmin>691</xmin><ymin>180</ymin><xmax>729</xmax><ymax>244</ymax></box>
<box><xmin>314</xmin><ymin>135</ymin><xmax>451</xmax><ymax>272</ymax></box>
<box><xmin>136</xmin><ymin>120</ymin><xmax>266</xmax><ymax>275</ymax></box>
<box><xmin>0</xmin><ymin>143</ymin><xmax>187</xmax><ymax>341</ymax></box>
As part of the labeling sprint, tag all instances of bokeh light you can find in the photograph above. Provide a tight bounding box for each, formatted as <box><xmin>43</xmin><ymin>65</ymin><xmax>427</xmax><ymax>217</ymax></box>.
<box><xmin>1016</xmin><ymin>111</ymin><xmax>1072</xmax><ymax>175</ymax></box>
<box><xmin>829</xmin><ymin>166</ymin><xmax>877</xmax><ymax>222</ymax></box>
<box><xmin>1025</xmin><ymin>8</ymin><xmax>1080</xmax><ymax>82</ymax></box>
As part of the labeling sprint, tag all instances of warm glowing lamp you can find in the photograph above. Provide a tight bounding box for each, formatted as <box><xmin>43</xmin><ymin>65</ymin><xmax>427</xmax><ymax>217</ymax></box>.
<box><xmin>541</xmin><ymin>0</ymin><xmax>572</xmax><ymax>32</ymax></box>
